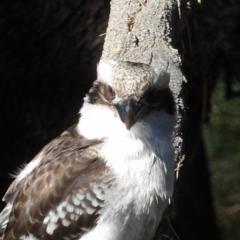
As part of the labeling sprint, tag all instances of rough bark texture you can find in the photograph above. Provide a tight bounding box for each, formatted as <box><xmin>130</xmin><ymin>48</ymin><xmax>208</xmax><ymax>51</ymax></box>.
<box><xmin>102</xmin><ymin>0</ymin><xmax>183</xmax><ymax>92</ymax></box>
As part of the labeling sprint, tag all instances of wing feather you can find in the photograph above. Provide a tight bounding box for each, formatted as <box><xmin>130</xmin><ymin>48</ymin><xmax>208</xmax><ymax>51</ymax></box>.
<box><xmin>0</xmin><ymin>125</ymin><xmax>114</xmax><ymax>240</ymax></box>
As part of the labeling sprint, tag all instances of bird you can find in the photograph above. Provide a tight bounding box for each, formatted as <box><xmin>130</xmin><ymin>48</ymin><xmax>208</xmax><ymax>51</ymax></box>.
<box><xmin>0</xmin><ymin>59</ymin><xmax>176</xmax><ymax>240</ymax></box>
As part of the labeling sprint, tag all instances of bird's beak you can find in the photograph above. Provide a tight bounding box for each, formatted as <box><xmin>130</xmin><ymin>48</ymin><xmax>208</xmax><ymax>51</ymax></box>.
<box><xmin>114</xmin><ymin>99</ymin><xmax>146</xmax><ymax>130</ymax></box>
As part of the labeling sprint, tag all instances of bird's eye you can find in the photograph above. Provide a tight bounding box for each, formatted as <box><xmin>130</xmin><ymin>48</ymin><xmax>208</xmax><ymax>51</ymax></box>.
<box><xmin>106</xmin><ymin>85</ymin><xmax>115</xmax><ymax>100</ymax></box>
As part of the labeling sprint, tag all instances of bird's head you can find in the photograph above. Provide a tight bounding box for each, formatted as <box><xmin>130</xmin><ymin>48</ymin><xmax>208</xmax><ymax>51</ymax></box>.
<box><xmin>78</xmin><ymin>60</ymin><xmax>176</xmax><ymax>140</ymax></box>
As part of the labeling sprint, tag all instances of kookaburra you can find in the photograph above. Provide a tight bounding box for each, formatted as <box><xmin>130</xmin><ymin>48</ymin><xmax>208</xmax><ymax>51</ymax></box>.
<box><xmin>0</xmin><ymin>60</ymin><xmax>176</xmax><ymax>240</ymax></box>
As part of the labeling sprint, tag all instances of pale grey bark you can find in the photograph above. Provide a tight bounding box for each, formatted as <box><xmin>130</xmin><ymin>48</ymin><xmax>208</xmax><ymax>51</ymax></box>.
<box><xmin>101</xmin><ymin>0</ymin><xmax>185</xmax><ymax>162</ymax></box>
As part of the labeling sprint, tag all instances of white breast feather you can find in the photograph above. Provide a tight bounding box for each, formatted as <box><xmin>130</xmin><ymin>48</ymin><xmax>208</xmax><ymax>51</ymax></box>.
<box><xmin>78</xmin><ymin>102</ymin><xmax>175</xmax><ymax>240</ymax></box>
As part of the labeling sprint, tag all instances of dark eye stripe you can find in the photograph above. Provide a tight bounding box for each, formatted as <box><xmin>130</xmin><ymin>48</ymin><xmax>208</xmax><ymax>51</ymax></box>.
<box><xmin>140</xmin><ymin>88</ymin><xmax>176</xmax><ymax>115</ymax></box>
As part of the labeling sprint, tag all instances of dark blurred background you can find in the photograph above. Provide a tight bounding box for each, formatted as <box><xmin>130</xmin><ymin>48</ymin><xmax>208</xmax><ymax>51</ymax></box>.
<box><xmin>0</xmin><ymin>1</ymin><xmax>240</xmax><ymax>240</ymax></box>
<box><xmin>0</xmin><ymin>0</ymin><xmax>109</xmax><ymax>203</ymax></box>
<box><xmin>202</xmin><ymin>80</ymin><xmax>240</xmax><ymax>240</ymax></box>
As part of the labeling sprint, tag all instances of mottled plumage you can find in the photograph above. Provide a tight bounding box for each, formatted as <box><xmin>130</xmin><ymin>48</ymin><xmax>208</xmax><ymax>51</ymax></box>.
<box><xmin>1</xmin><ymin>126</ymin><xmax>113</xmax><ymax>240</ymax></box>
<box><xmin>0</xmin><ymin>60</ymin><xmax>176</xmax><ymax>240</ymax></box>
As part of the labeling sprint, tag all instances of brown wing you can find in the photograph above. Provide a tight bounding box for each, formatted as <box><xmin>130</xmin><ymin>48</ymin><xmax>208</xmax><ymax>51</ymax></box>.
<box><xmin>1</xmin><ymin>125</ymin><xmax>114</xmax><ymax>240</ymax></box>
